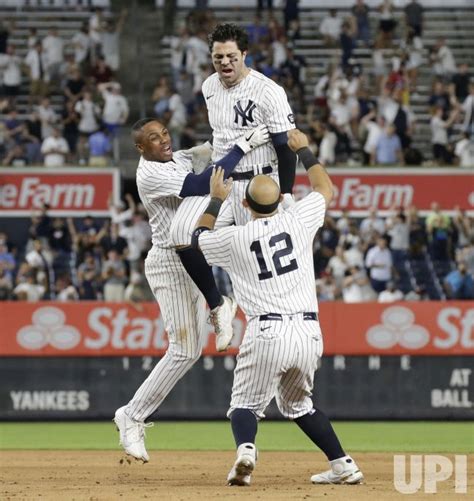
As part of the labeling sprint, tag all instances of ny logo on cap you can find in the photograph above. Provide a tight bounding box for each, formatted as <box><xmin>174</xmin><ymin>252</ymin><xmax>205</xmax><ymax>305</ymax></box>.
<box><xmin>234</xmin><ymin>99</ymin><xmax>257</xmax><ymax>126</ymax></box>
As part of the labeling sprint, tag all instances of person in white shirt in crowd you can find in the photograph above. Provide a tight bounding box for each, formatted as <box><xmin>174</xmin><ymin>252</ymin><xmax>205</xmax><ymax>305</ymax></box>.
<box><xmin>329</xmin><ymin>90</ymin><xmax>357</xmax><ymax>162</ymax></box>
<box><xmin>360</xmin><ymin>110</ymin><xmax>384</xmax><ymax>165</ymax></box>
<box><xmin>405</xmin><ymin>285</ymin><xmax>428</xmax><ymax>301</ymax></box>
<box><xmin>108</xmin><ymin>192</ymin><xmax>135</xmax><ymax>234</ymax></box>
<box><xmin>25</xmin><ymin>239</ymin><xmax>52</xmax><ymax>272</ymax></box>
<box><xmin>320</xmin><ymin>9</ymin><xmax>342</xmax><ymax>46</ymax></box>
<box><xmin>101</xmin><ymin>249</ymin><xmax>127</xmax><ymax>302</ymax></box>
<box><xmin>42</xmin><ymin>28</ymin><xmax>64</xmax><ymax>84</ymax></box>
<box><xmin>272</xmin><ymin>34</ymin><xmax>288</xmax><ymax>70</ymax></box>
<box><xmin>461</xmin><ymin>83</ymin><xmax>474</xmax><ymax>138</ymax></box>
<box><xmin>342</xmin><ymin>240</ymin><xmax>365</xmax><ymax>269</ymax></box>
<box><xmin>386</xmin><ymin>209</ymin><xmax>410</xmax><ymax>268</ymax></box>
<box><xmin>27</xmin><ymin>27</ymin><xmax>38</xmax><ymax>50</ymax></box>
<box><xmin>75</xmin><ymin>90</ymin><xmax>101</xmax><ymax>135</ymax></box>
<box><xmin>326</xmin><ymin>245</ymin><xmax>348</xmax><ymax>288</ymax></box>
<box><xmin>365</xmin><ymin>236</ymin><xmax>393</xmax><ymax>293</ymax></box>
<box><xmin>430</xmin><ymin>37</ymin><xmax>457</xmax><ymax>81</ymax></box>
<box><xmin>336</xmin><ymin>209</ymin><xmax>351</xmax><ymax>235</ymax></box>
<box><xmin>359</xmin><ymin>206</ymin><xmax>385</xmax><ymax>243</ymax></box>
<box><xmin>0</xmin><ymin>45</ymin><xmax>22</xmax><ymax>101</ymax></box>
<box><xmin>454</xmin><ymin>132</ymin><xmax>474</xmax><ymax>168</ymax></box>
<box><xmin>98</xmin><ymin>81</ymin><xmax>129</xmax><ymax>162</ymax></box>
<box><xmin>71</xmin><ymin>23</ymin><xmax>91</xmax><ymax>69</ymax></box>
<box><xmin>13</xmin><ymin>273</ymin><xmax>45</xmax><ymax>302</ymax></box>
<box><xmin>101</xmin><ymin>9</ymin><xmax>127</xmax><ymax>72</ymax></box>
<box><xmin>41</xmin><ymin>127</ymin><xmax>69</xmax><ymax>167</ymax></box>
<box><xmin>378</xmin><ymin>281</ymin><xmax>404</xmax><ymax>303</ymax></box>
<box><xmin>430</xmin><ymin>106</ymin><xmax>458</xmax><ymax>165</ymax></box>
<box><xmin>36</xmin><ymin>97</ymin><xmax>59</xmax><ymax>140</ymax></box>
<box><xmin>165</xmin><ymin>24</ymin><xmax>189</xmax><ymax>86</ymax></box>
<box><xmin>316</xmin><ymin>272</ymin><xmax>337</xmax><ymax>302</ymax></box>
<box><xmin>342</xmin><ymin>266</ymin><xmax>376</xmax><ymax>303</ymax></box>
<box><xmin>24</xmin><ymin>41</ymin><xmax>49</xmax><ymax>104</ymax></box>
<box><xmin>317</xmin><ymin>122</ymin><xmax>337</xmax><ymax>165</ymax></box>
<box><xmin>402</xmin><ymin>28</ymin><xmax>423</xmax><ymax>94</ymax></box>
<box><xmin>55</xmin><ymin>275</ymin><xmax>79</xmax><ymax>302</ymax></box>
<box><xmin>185</xmin><ymin>30</ymin><xmax>209</xmax><ymax>82</ymax></box>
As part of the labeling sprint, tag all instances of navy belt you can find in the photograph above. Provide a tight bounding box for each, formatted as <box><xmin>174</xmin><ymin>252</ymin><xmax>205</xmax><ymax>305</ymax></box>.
<box><xmin>232</xmin><ymin>166</ymin><xmax>272</xmax><ymax>181</ymax></box>
<box><xmin>259</xmin><ymin>312</ymin><xmax>318</xmax><ymax>322</ymax></box>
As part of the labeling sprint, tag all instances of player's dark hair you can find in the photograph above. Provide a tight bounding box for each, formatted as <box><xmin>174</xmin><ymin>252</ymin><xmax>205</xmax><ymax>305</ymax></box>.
<box><xmin>208</xmin><ymin>23</ymin><xmax>249</xmax><ymax>53</ymax></box>
<box><xmin>131</xmin><ymin>117</ymin><xmax>157</xmax><ymax>143</ymax></box>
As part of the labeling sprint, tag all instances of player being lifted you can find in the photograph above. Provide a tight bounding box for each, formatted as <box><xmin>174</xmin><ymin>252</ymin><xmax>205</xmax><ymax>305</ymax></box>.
<box><xmin>192</xmin><ymin>129</ymin><xmax>364</xmax><ymax>486</ymax></box>
<box><xmin>169</xmin><ymin>23</ymin><xmax>297</xmax><ymax>346</ymax></box>
<box><xmin>114</xmin><ymin>118</ymin><xmax>269</xmax><ymax>462</ymax></box>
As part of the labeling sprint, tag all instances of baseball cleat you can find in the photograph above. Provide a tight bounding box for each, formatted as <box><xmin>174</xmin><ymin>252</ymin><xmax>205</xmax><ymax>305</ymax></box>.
<box><xmin>113</xmin><ymin>406</ymin><xmax>153</xmax><ymax>463</ymax></box>
<box><xmin>227</xmin><ymin>442</ymin><xmax>257</xmax><ymax>486</ymax></box>
<box><xmin>311</xmin><ymin>456</ymin><xmax>364</xmax><ymax>485</ymax></box>
<box><xmin>210</xmin><ymin>296</ymin><xmax>237</xmax><ymax>352</ymax></box>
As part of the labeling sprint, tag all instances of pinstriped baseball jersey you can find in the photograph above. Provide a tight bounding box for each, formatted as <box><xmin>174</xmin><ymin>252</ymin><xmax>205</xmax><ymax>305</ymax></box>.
<box><xmin>199</xmin><ymin>192</ymin><xmax>327</xmax><ymax>318</ymax></box>
<box><xmin>136</xmin><ymin>150</ymin><xmax>195</xmax><ymax>248</ymax></box>
<box><xmin>203</xmin><ymin>69</ymin><xmax>296</xmax><ymax>172</ymax></box>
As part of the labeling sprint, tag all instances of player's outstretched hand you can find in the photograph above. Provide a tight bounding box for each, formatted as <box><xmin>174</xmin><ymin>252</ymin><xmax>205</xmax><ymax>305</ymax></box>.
<box><xmin>235</xmin><ymin>124</ymin><xmax>270</xmax><ymax>154</ymax></box>
<box><xmin>210</xmin><ymin>166</ymin><xmax>233</xmax><ymax>201</ymax></box>
<box><xmin>185</xmin><ymin>141</ymin><xmax>213</xmax><ymax>174</ymax></box>
<box><xmin>287</xmin><ymin>129</ymin><xmax>309</xmax><ymax>152</ymax></box>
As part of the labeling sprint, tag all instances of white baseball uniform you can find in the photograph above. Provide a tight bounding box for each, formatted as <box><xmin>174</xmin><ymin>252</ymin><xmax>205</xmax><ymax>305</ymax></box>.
<box><xmin>125</xmin><ymin>151</ymin><xmax>231</xmax><ymax>421</ymax></box>
<box><xmin>198</xmin><ymin>191</ymin><xmax>327</xmax><ymax>419</ymax></box>
<box><xmin>169</xmin><ymin>69</ymin><xmax>296</xmax><ymax>247</ymax></box>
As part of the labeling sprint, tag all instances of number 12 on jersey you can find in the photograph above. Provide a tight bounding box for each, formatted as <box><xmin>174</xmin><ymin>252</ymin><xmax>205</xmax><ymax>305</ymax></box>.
<box><xmin>250</xmin><ymin>232</ymin><xmax>298</xmax><ymax>281</ymax></box>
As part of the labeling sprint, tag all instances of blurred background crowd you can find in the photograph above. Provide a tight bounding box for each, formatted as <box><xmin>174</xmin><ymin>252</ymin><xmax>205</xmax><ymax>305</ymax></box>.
<box><xmin>0</xmin><ymin>0</ymin><xmax>473</xmax><ymax>304</ymax></box>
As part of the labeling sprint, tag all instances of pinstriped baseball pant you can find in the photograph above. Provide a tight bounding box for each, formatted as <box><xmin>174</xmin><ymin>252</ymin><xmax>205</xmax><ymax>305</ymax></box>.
<box><xmin>126</xmin><ymin>247</ymin><xmax>207</xmax><ymax>421</ymax></box>
<box><xmin>227</xmin><ymin>315</ymin><xmax>323</xmax><ymax>420</ymax></box>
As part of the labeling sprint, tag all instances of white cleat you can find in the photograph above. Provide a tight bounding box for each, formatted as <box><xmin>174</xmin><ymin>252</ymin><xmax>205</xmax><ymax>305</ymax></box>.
<box><xmin>227</xmin><ymin>442</ymin><xmax>257</xmax><ymax>486</ymax></box>
<box><xmin>210</xmin><ymin>296</ymin><xmax>237</xmax><ymax>352</ymax></box>
<box><xmin>311</xmin><ymin>455</ymin><xmax>364</xmax><ymax>485</ymax></box>
<box><xmin>113</xmin><ymin>406</ymin><xmax>153</xmax><ymax>463</ymax></box>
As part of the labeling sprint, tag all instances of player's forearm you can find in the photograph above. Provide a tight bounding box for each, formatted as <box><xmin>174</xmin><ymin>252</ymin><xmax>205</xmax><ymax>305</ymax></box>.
<box><xmin>272</xmin><ymin>133</ymin><xmax>296</xmax><ymax>194</ymax></box>
<box><xmin>296</xmin><ymin>147</ymin><xmax>334</xmax><ymax>204</ymax></box>
<box><xmin>191</xmin><ymin>197</ymin><xmax>223</xmax><ymax>249</ymax></box>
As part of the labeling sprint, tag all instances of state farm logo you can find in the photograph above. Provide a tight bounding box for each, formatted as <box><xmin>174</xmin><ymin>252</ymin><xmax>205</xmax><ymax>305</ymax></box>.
<box><xmin>366</xmin><ymin>306</ymin><xmax>430</xmax><ymax>350</ymax></box>
<box><xmin>16</xmin><ymin>306</ymin><xmax>81</xmax><ymax>350</ymax></box>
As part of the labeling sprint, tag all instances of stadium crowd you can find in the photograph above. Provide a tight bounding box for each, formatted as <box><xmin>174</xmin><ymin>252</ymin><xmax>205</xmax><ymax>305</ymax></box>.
<box><xmin>0</xmin><ymin>6</ymin><xmax>128</xmax><ymax>167</ymax></box>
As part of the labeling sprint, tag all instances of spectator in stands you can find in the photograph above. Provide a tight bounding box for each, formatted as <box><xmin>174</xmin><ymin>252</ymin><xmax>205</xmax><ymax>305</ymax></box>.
<box><xmin>428</xmin><ymin>81</ymin><xmax>452</xmax><ymax>119</ymax></box>
<box><xmin>430</xmin><ymin>38</ymin><xmax>456</xmax><ymax>81</ymax></box>
<box><xmin>124</xmin><ymin>270</ymin><xmax>150</xmax><ymax>309</ymax></box>
<box><xmin>3</xmin><ymin>107</ymin><xmax>23</xmax><ymax>141</ymax></box>
<box><xmin>24</xmin><ymin>41</ymin><xmax>49</xmax><ymax>104</ymax></box>
<box><xmin>365</xmin><ymin>236</ymin><xmax>393</xmax><ymax>293</ymax></box>
<box><xmin>13</xmin><ymin>272</ymin><xmax>45</xmax><ymax>302</ymax></box>
<box><xmin>16</xmin><ymin>123</ymin><xmax>41</xmax><ymax>165</ymax></box>
<box><xmin>88</xmin><ymin>125</ymin><xmax>111</xmax><ymax>166</ymax></box>
<box><xmin>55</xmin><ymin>275</ymin><xmax>79</xmax><ymax>302</ymax></box>
<box><xmin>377</xmin><ymin>0</ymin><xmax>396</xmax><ymax>48</ymax></box>
<box><xmin>42</xmin><ymin>28</ymin><xmax>64</xmax><ymax>86</ymax></box>
<box><xmin>360</xmin><ymin>206</ymin><xmax>385</xmax><ymax>243</ymax></box>
<box><xmin>166</xmin><ymin>24</ymin><xmax>189</xmax><ymax>86</ymax></box>
<box><xmin>25</xmin><ymin>109</ymin><xmax>42</xmax><ymax>142</ymax></box>
<box><xmin>0</xmin><ymin>21</ymin><xmax>12</xmax><ymax>54</ymax></box>
<box><xmin>25</xmin><ymin>239</ymin><xmax>52</xmax><ymax>273</ymax></box>
<box><xmin>404</xmin><ymin>0</ymin><xmax>424</xmax><ymax>37</ymax></box>
<box><xmin>283</xmin><ymin>0</ymin><xmax>299</xmax><ymax>32</ymax></box>
<box><xmin>386</xmin><ymin>209</ymin><xmax>410</xmax><ymax>267</ymax></box>
<box><xmin>246</xmin><ymin>14</ymin><xmax>269</xmax><ymax>46</ymax></box>
<box><xmin>77</xmin><ymin>253</ymin><xmax>102</xmax><ymax>300</ymax></box>
<box><xmin>443</xmin><ymin>262</ymin><xmax>474</xmax><ymax>300</ymax></box>
<box><xmin>89</xmin><ymin>56</ymin><xmax>113</xmax><ymax>84</ymax></box>
<box><xmin>378</xmin><ymin>281</ymin><xmax>404</xmax><ymax>303</ymax></box>
<box><xmin>361</xmin><ymin>110</ymin><xmax>384</xmax><ymax>165</ymax></box>
<box><xmin>0</xmin><ymin>45</ymin><xmax>22</xmax><ymax>103</ymax></box>
<box><xmin>41</xmin><ymin>127</ymin><xmax>69</xmax><ymax>167</ymax></box>
<box><xmin>430</xmin><ymin>106</ymin><xmax>458</xmax><ymax>165</ymax></box>
<box><xmin>152</xmin><ymin>77</ymin><xmax>170</xmax><ymax>117</ymax></box>
<box><xmin>61</xmin><ymin>100</ymin><xmax>80</xmax><ymax>159</ymax></box>
<box><xmin>89</xmin><ymin>7</ymin><xmax>104</xmax><ymax>64</ymax></box>
<box><xmin>454</xmin><ymin>132</ymin><xmax>474</xmax><ymax>168</ymax></box>
<box><xmin>109</xmin><ymin>193</ymin><xmax>135</xmax><ymax>234</ymax></box>
<box><xmin>372</xmin><ymin>124</ymin><xmax>403</xmax><ymax>165</ymax></box>
<box><xmin>98</xmin><ymin>82</ymin><xmax>129</xmax><ymax>162</ymax></box>
<box><xmin>185</xmin><ymin>31</ymin><xmax>209</xmax><ymax>81</ymax></box>
<box><xmin>407</xmin><ymin>205</ymin><xmax>426</xmax><ymax>257</ymax></box>
<box><xmin>37</xmin><ymin>97</ymin><xmax>59</xmax><ymax>140</ymax></box>
<box><xmin>320</xmin><ymin>9</ymin><xmax>343</xmax><ymax>47</ymax></box>
<box><xmin>316</xmin><ymin>122</ymin><xmax>337</xmax><ymax>165</ymax></box>
<box><xmin>340</xmin><ymin>21</ymin><xmax>356</xmax><ymax>70</ymax></box>
<box><xmin>461</xmin><ymin>83</ymin><xmax>474</xmax><ymax>138</ymax></box>
<box><xmin>326</xmin><ymin>245</ymin><xmax>348</xmax><ymax>288</ymax></box>
<box><xmin>452</xmin><ymin>207</ymin><xmax>473</xmax><ymax>250</ymax></box>
<box><xmin>351</xmin><ymin>0</ymin><xmax>370</xmax><ymax>46</ymax></box>
<box><xmin>405</xmin><ymin>285</ymin><xmax>428</xmax><ymax>301</ymax></box>
<box><xmin>75</xmin><ymin>90</ymin><xmax>100</xmax><ymax>135</ymax></box>
<box><xmin>451</xmin><ymin>63</ymin><xmax>471</xmax><ymax>104</ymax></box>
<box><xmin>63</xmin><ymin>66</ymin><xmax>86</xmax><ymax>104</ymax></box>
<box><xmin>71</xmin><ymin>23</ymin><xmax>91</xmax><ymax>70</ymax></box>
<box><xmin>280</xmin><ymin>45</ymin><xmax>307</xmax><ymax>92</ymax></box>
<box><xmin>0</xmin><ymin>242</ymin><xmax>15</xmax><ymax>280</ymax></box>
<box><xmin>402</xmin><ymin>29</ymin><xmax>423</xmax><ymax>94</ymax></box>
<box><xmin>0</xmin><ymin>262</ymin><xmax>13</xmax><ymax>300</ymax></box>
<box><xmin>48</xmin><ymin>217</ymin><xmax>71</xmax><ymax>255</ymax></box>
<box><xmin>100</xmin><ymin>223</ymin><xmax>128</xmax><ymax>257</ymax></box>
<box><xmin>342</xmin><ymin>265</ymin><xmax>376</xmax><ymax>302</ymax></box>
<box><xmin>2</xmin><ymin>144</ymin><xmax>28</xmax><ymax>166</ymax></box>
<box><xmin>372</xmin><ymin>40</ymin><xmax>387</xmax><ymax>95</ymax></box>
<box><xmin>27</xmin><ymin>27</ymin><xmax>38</xmax><ymax>51</ymax></box>
<box><xmin>329</xmin><ymin>90</ymin><xmax>356</xmax><ymax>163</ymax></box>
<box><xmin>101</xmin><ymin>9</ymin><xmax>127</xmax><ymax>72</ymax></box>
<box><xmin>164</xmin><ymin>87</ymin><xmax>187</xmax><ymax>150</ymax></box>
<box><xmin>101</xmin><ymin>249</ymin><xmax>127</xmax><ymax>302</ymax></box>
<box><xmin>426</xmin><ymin>202</ymin><xmax>451</xmax><ymax>260</ymax></box>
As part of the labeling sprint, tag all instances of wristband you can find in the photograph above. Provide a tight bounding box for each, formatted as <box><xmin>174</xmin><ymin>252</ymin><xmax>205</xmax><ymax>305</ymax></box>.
<box><xmin>204</xmin><ymin>197</ymin><xmax>223</xmax><ymax>217</ymax></box>
<box><xmin>296</xmin><ymin>147</ymin><xmax>318</xmax><ymax>171</ymax></box>
<box><xmin>191</xmin><ymin>226</ymin><xmax>208</xmax><ymax>249</ymax></box>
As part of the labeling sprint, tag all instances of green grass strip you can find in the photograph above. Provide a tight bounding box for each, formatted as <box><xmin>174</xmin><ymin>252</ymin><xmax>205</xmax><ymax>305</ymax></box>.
<box><xmin>0</xmin><ymin>421</ymin><xmax>472</xmax><ymax>452</ymax></box>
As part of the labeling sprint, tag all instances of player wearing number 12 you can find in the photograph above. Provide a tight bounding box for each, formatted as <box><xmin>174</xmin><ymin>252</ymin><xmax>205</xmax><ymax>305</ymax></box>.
<box><xmin>192</xmin><ymin>129</ymin><xmax>364</xmax><ymax>486</ymax></box>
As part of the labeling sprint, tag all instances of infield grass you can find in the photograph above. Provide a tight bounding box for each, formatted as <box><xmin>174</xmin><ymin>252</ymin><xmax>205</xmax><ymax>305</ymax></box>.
<box><xmin>0</xmin><ymin>421</ymin><xmax>473</xmax><ymax>452</ymax></box>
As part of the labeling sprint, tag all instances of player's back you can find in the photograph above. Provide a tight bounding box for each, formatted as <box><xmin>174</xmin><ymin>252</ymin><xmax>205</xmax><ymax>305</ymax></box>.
<box><xmin>201</xmin><ymin>192</ymin><xmax>326</xmax><ymax>318</ymax></box>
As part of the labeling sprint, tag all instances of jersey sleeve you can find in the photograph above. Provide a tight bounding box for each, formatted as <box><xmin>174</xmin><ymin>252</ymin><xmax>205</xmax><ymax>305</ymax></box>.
<box><xmin>262</xmin><ymin>83</ymin><xmax>296</xmax><ymax>134</ymax></box>
<box><xmin>198</xmin><ymin>226</ymin><xmax>237</xmax><ymax>270</ymax></box>
<box><xmin>292</xmin><ymin>192</ymin><xmax>327</xmax><ymax>236</ymax></box>
<box><xmin>137</xmin><ymin>155</ymin><xmax>192</xmax><ymax>201</ymax></box>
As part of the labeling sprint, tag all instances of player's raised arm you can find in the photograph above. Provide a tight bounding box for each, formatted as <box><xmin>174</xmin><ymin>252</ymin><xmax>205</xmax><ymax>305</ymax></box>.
<box><xmin>287</xmin><ymin>129</ymin><xmax>334</xmax><ymax>206</ymax></box>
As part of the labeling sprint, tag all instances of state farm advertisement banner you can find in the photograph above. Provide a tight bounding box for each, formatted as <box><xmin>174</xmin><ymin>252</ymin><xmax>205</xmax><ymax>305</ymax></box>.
<box><xmin>0</xmin><ymin>301</ymin><xmax>472</xmax><ymax>357</ymax></box>
<box><xmin>0</xmin><ymin>168</ymin><xmax>120</xmax><ymax>216</ymax></box>
<box><xmin>294</xmin><ymin>168</ymin><xmax>474</xmax><ymax>215</ymax></box>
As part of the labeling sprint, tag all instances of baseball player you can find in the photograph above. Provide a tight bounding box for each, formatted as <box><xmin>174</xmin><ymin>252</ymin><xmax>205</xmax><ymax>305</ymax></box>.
<box><xmin>114</xmin><ymin>118</ymin><xmax>269</xmax><ymax>462</ymax></box>
<box><xmin>192</xmin><ymin>130</ymin><xmax>364</xmax><ymax>486</ymax></box>
<box><xmin>169</xmin><ymin>23</ymin><xmax>297</xmax><ymax>335</ymax></box>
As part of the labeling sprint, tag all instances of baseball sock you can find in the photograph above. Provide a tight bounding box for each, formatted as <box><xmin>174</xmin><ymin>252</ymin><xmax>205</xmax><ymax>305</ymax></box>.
<box><xmin>230</xmin><ymin>408</ymin><xmax>258</xmax><ymax>446</ymax></box>
<box><xmin>294</xmin><ymin>408</ymin><xmax>345</xmax><ymax>461</ymax></box>
<box><xmin>176</xmin><ymin>247</ymin><xmax>222</xmax><ymax>310</ymax></box>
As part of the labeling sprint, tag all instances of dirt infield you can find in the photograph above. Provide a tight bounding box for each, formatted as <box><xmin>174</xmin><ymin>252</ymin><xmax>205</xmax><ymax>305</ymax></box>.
<box><xmin>1</xmin><ymin>451</ymin><xmax>471</xmax><ymax>500</ymax></box>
